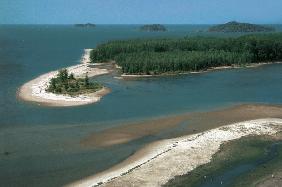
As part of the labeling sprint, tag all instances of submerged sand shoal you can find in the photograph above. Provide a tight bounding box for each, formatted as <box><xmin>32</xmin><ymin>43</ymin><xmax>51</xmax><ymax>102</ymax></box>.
<box><xmin>81</xmin><ymin>104</ymin><xmax>282</xmax><ymax>147</ymax></box>
<box><xmin>18</xmin><ymin>49</ymin><xmax>111</xmax><ymax>107</ymax></box>
<box><xmin>68</xmin><ymin>118</ymin><xmax>282</xmax><ymax>187</ymax></box>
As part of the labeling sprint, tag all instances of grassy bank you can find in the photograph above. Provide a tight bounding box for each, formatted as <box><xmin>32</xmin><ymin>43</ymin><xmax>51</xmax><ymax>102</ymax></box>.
<box><xmin>164</xmin><ymin>133</ymin><xmax>282</xmax><ymax>187</ymax></box>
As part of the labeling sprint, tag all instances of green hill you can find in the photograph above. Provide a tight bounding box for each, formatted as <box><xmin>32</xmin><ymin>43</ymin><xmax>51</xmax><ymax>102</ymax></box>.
<box><xmin>208</xmin><ymin>21</ymin><xmax>275</xmax><ymax>33</ymax></box>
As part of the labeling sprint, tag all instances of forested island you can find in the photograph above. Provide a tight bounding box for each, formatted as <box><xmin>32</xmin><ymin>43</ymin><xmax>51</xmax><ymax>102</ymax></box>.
<box><xmin>46</xmin><ymin>69</ymin><xmax>102</xmax><ymax>95</ymax></box>
<box><xmin>75</xmin><ymin>23</ymin><xmax>96</xmax><ymax>28</ymax></box>
<box><xmin>90</xmin><ymin>33</ymin><xmax>282</xmax><ymax>75</ymax></box>
<box><xmin>208</xmin><ymin>21</ymin><xmax>275</xmax><ymax>33</ymax></box>
<box><xmin>139</xmin><ymin>24</ymin><xmax>167</xmax><ymax>32</ymax></box>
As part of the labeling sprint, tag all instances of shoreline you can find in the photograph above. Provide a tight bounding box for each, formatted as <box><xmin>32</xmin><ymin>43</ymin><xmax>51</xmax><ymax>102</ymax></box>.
<box><xmin>119</xmin><ymin>61</ymin><xmax>282</xmax><ymax>79</ymax></box>
<box><xmin>67</xmin><ymin>118</ymin><xmax>282</xmax><ymax>187</ymax></box>
<box><xmin>18</xmin><ymin>49</ymin><xmax>110</xmax><ymax>107</ymax></box>
<box><xmin>18</xmin><ymin>55</ymin><xmax>282</xmax><ymax>106</ymax></box>
<box><xmin>165</xmin><ymin>134</ymin><xmax>282</xmax><ymax>187</ymax></box>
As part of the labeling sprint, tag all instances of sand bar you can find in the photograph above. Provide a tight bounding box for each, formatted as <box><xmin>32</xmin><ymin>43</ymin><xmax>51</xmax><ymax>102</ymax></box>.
<box><xmin>18</xmin><ymin>49</ymin><xmax>110</xmax><ymax>107</ymax></box>
<box><xmin>81</xmin><ymin>104</ymin><xmax>282</xmax><ymax>147</ymax></box>
<box><xmin>68</xmin><ymin>118</ymin><xmax>282</xmax><ymax>187</ymax></box>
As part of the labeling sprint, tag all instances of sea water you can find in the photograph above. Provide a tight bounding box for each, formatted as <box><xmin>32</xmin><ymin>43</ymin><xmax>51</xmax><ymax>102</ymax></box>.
<box><xmin>1</xmin><ymin>24</ymin><xmax>282</xmax><ymax>187</ymax></box>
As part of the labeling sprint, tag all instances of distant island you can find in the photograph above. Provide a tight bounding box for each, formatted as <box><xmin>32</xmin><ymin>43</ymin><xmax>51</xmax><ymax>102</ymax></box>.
<box><xmin>90</xmin><ymin>33</ymin><xmax>282</xmax><ymax>75</ymax></box>
<box><xmin>208</xmin><ymin>21</ymin><xmax>275</xmax><ymax>32</ymax></box>
<box><xmin>46</xmin><ymin>69</ymin><xmax>102</xmax><ymax>96</ymax></box>
<box><xmin>139</xmin><ymin>24</ymin><xmax>167</xmax><ymax>32</ymax></box>
<box><xmin>74</xmin><ymin>23</ymin><xmax>96</xmax><ymax>28</ymax></box>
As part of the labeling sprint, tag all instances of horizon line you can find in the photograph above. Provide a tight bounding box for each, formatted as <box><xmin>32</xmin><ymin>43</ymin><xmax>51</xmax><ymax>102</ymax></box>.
<box><xmin>1</xmin><ymin>22</ymin><xmax>282</xmax><ymax>25</ymax></box>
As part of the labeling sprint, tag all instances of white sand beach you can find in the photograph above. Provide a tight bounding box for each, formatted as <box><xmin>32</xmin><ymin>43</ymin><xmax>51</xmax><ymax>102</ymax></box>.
<box><xmin>18</xmin><ymin>49</ymin><xmax>110</xmax><ymax>107</ymax></box>
<box><xmin>81</xmin><ymin>49</ymin><xmax>92</xmax><ymax>64</ymax></box>
<box><xmin>67</xmin><ymin>118</ymin><xmax>282</xmax><ymax>187</ymax></box>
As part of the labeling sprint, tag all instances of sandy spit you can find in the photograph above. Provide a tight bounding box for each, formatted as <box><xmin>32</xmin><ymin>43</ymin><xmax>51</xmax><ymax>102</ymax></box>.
<box><xmin>18</xmin><ymin>49</ymin><xmax>110</xmax><ymax>107</ymax></box>
<box><xmin>67</xmin><ymin>118</ymin><xmax>282</xmax><ymax>187</ymax></box>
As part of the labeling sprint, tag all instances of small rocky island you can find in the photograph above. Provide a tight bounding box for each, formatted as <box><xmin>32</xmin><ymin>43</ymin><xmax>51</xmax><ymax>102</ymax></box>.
<box><xmin>208</xmin><ymin>21</ymin><xmax>275</xmax><ymax>32</ymax></box>
<box><xmin>46</xmin><ymin>69</ymin><xmax>102</xmax><ymax>95</ymax></box>
<box><xmin>75</xmin><ymin>23</ymin><xmax>96</xmax><ymax>28</ymax></box>
<box><xmin>140</xmin><ymin>24</ymin><xmax>167</xmax><ymax>32</ymax></box>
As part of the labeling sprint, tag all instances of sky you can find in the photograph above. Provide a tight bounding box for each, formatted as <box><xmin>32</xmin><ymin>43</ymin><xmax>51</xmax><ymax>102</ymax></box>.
<box><xmin>1</xmin><ymin>0</ymin><xmax>282</xmax><ymax>24</ymax></box>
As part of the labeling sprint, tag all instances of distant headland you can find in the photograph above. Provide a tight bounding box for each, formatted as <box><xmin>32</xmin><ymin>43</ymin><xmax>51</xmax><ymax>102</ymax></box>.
<box><xmin>139</xmin><ymin>24</ymin><xmax>167</xmax><ymax>32</ymax></box>
<box><xmin>208</xmin><ymin>21</ymin><xmax>275</xmax><ymax>33</ymax></box>
<box><xmin>74</xmin><ymin>23</ymin><xmax>96</xmax><ymax>28</ymax></box>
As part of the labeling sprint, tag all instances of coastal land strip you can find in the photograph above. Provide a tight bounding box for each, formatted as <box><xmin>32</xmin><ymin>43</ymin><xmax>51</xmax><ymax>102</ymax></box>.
<box><xmin>75</xmin><ymin>104</ymin><xmax>282</xmax><ymax>187</ymax></box>
<box><xmin>68</xmin><ymin>118</ymin><xmax>282</xmax><ymax>187</ymax></box>
<box><xmin>119</xmin><ymin>62</ymin><xmax>282</xmax><ymax>79</ymax></box>
<box><xmin>164</xmin><ymin>134</ymin><xmax>282</xmax><ymax>187</ymax></box>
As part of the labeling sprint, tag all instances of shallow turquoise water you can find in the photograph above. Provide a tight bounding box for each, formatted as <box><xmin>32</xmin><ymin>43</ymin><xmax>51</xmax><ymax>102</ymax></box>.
<box><xmin>1</xmin><ymin>25</ymin><xmax>282</xmax><ymax>187</ymax></box>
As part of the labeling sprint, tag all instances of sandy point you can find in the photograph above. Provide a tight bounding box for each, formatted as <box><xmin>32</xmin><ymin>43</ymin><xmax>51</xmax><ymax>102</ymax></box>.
<box><xmin>17</xmin><ymin>49</ymin><xmax>111</xmax><ymax>107</ymax></box>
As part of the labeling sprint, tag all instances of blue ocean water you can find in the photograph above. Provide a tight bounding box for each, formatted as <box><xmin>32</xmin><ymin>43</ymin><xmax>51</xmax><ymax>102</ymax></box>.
<box><xmin>1</xmin><ymin>24</ymin><xmax>282</xmax><ymax>187</ymax></box>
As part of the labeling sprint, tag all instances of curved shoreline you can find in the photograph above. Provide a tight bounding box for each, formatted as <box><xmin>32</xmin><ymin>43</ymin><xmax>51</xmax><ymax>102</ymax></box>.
<box><xmin>67</xmin><ymin>118</ymin><xmax>282</xmax><ymax>187</ymax></box>
<box><xmin>18</xmin><ymin>49</ymin><xmax>110</xmax><ymax>107</ymax></box>
<box><xmin>120</xmin><ymin>62</ymin><xmax>282</xmax><ymax>78</ymax></box>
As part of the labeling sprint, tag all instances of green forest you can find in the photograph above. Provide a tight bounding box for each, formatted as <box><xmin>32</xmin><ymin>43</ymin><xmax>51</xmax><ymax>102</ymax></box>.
<box><xmin>46</xmin><ymin>69</ymin><xmax>102</xmax><ymax>95</ymax></box>
<box><xmin>90</xmin><ymin>33</ymin><xmax>282</xmax><ymax>74</ymax></box>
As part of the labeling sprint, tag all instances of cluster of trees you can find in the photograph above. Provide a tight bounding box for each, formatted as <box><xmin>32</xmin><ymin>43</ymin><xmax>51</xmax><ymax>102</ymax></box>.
<box><xmin>46</xmin><ymin>69</ymin><xmax>101</xmax><ymax>95</ymax></box>
<box><xmin>208</xmin><ymin>21</ymin><xmax>275</xmax><ymax>33</ymax></box>
<box><xmin>139</xmin><ymin>24</ymin><xmax>167</xmax><ymax>32</ymax></box>
<box><xmin>90</xmin><ymin>33</ymin><xmax>282</xmax><ymax>74</ymax></box>
<box><xmin>115</xmin><ymin>51</ymin><xmax>252</xmax><ymax>74</ymax></box>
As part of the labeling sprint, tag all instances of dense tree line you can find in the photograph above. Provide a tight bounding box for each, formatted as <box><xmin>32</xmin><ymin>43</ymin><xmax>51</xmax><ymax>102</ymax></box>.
<box><xmin>90</xmin><ymin>33</ymin><xmax>282</xmax><ymax>74</ymax></box>
<box><xmin>115</xmin><ymin>51</ymin><xmax>252</xmax><ymax>74</ymax></box>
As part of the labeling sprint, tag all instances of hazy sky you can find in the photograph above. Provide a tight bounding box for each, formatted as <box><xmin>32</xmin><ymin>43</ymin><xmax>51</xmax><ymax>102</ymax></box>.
<box><xmin>1</xmin><ymin>0</ymin><xmax>282</xmax><ymax>24</ymax></box>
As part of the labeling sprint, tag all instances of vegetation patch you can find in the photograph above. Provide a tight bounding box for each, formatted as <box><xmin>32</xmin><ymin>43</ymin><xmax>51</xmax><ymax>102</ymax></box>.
<box><xmin>90</xmin><ymin>33</ymin><xmax>282</xmax><ymax>74</ymax></box>
<box><xmin>46</xmin><ymin>69</ymin><xmax>102</xmax><ymax>96</ymax></box>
